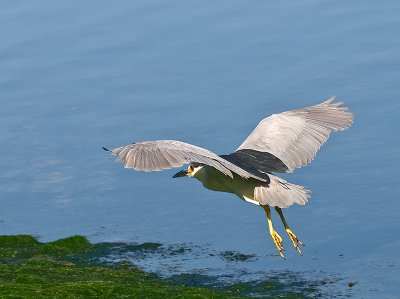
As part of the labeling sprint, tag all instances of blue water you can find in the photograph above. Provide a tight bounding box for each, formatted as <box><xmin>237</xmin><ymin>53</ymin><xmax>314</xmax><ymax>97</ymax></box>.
<box><xmin>1</xmin><ymin>0</ymin><xmax>399</xmax><ymax>297</ymax></box>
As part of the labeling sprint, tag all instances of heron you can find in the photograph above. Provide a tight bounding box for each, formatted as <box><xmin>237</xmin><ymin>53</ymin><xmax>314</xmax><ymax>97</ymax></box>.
<box><xmin>103</xmin><ymin>97</ymin><xmax>353</xmax><ymax>258</ymax></box>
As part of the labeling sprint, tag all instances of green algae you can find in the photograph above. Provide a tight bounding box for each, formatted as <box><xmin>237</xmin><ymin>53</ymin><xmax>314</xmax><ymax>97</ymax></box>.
<box><xmin>0</xmin><ymin>235</ymin><xmax>322</xmax><ymax>298</ymax></box>
<box><xmin>220</xmin><ymin>250</ymin><xmax>257</xmax><ymax>262</ymax></box>
<box><xmin>0</xmin><ymin>235</ymin><xmax>241</xmax><ymax>298</ymax></box>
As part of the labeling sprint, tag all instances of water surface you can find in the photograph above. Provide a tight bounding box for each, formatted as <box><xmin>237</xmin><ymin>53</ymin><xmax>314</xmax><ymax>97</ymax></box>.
<box><xmin>1</xmin><ymin>1</ymin><xmax>399</xmax><ymax>297</ymax></box>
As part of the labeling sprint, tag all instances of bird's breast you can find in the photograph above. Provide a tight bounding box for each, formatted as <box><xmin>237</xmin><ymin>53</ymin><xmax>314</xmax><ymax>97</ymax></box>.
<box><xmin>193</xmin><ymin>166</ymin><xmax>266</xmax><ymax>202</ymax></box>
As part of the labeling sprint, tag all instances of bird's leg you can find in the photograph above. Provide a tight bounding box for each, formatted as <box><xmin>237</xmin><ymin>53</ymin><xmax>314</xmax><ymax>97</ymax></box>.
<box><xmin>262</xmin><ymin>205</ymin><xmax>284</xmax><ymax>258</ymax></box>
<box><xmin>275</xmin><ymin>207</ymin><xmax>304</xmax><ymax>255</ymax></box>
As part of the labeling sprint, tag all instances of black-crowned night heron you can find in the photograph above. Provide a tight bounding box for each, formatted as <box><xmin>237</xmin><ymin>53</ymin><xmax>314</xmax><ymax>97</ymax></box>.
<box><xmin>103</xmin><ymin>97</ymin><xmax>353</xmax><ymax>258</ymax></box>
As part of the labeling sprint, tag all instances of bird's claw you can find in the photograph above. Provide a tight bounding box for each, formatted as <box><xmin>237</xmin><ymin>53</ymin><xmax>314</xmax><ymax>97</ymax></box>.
<box><xmin>270</xmin><ymin>230</ymin><xmax>285</xmax><ymax>258</ymax></box>
<box><xmin>286</xmin><ymin>228</ymin><xmax>304</xmax><ymax>255</ymax></box>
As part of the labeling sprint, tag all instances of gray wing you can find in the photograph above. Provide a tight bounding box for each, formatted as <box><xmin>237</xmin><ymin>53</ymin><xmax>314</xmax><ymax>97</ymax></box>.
<box><xmin>107</xmin><ymin>140</ymin><xmax>267</xmax><ymax>181</ymax></box>
<box><xmin>237</xmin><ymin>97</ymin><xmax>353</xmax><ymax>172</ymax></box>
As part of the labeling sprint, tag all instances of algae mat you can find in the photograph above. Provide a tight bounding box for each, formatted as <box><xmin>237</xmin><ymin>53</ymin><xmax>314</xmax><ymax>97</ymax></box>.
<box><xmin>0</xmin><ymin>235</ymin><xmax>332</xmax><ymax>298</ymax></box>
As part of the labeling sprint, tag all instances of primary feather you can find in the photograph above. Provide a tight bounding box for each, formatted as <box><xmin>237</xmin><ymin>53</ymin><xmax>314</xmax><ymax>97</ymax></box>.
<box><xmin>237</xmin><ymin>96</ymin><xmax>353</xmax><ymax>172</ymax></box>
<box><xmin>110</xmin><ymin>140</ymin><xmax>267</xmax><ymax>181</ymax></box>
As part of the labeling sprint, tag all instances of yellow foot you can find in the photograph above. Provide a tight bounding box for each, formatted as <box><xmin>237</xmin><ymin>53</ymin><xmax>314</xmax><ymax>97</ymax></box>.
<box><xmin>286</xmin><ymin>228</ymin><xmax>304</xmax><ymax>255</ymax></box>
<box><xmin>270</xmin><ymin>230</ymin><xmax>284</xmax><ymax>258</ymax></box>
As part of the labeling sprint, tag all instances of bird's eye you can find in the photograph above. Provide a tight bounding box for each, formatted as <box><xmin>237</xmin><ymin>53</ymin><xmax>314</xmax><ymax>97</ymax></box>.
<box><xmin>188</xmin><ymin>165</ymin><xmax>194</xmax><ymax>173</ymax></box>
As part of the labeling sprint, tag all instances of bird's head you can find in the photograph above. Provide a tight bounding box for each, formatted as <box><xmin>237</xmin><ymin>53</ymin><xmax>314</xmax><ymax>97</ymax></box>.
<box><xmin>172</xmin><ymin>163</ymin><xmax>204</xmax><ymax>178</ymax></box>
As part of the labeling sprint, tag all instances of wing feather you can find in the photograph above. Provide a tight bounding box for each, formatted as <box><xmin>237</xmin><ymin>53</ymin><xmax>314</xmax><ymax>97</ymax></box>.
<box><xmin>237</xmin><ymin>97</ymin><xmax>353</xmax><ymax>172</ymax></box>
<box><xmin>108</xmin><ymin>140</ymin><xmax>267</xmax><ymax>181</ymax></box>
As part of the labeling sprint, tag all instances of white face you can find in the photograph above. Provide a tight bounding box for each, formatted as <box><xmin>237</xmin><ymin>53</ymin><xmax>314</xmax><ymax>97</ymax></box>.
<box><xmin>187</xmin><ymin>164</ymin><xmax>203</xmax><ymax>177</ymax></box>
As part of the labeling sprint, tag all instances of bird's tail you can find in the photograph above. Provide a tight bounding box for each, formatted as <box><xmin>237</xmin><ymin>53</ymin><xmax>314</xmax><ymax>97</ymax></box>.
<box><xmin>254</xmin><ymin>174</ymin><xmax>310</xmax><ymax>208</ymax></box>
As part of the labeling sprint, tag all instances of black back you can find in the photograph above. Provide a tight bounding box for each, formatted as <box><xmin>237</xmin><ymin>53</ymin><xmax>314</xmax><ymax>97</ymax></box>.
<box><xmin>220</xmin><ymin>149</ymin><xmax>288</xmax><ymax>180</ymax></box>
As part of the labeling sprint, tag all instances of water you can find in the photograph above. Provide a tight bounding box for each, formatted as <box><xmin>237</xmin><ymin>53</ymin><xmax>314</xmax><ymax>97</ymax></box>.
<box><xmin>1</xmin><ymin>0</ymin><xmax>399</xmax><ymax>297</ymax></box>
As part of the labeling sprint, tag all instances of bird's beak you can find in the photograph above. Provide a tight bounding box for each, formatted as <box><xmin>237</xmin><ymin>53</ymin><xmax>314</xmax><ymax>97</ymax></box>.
<box><xmin>172</xmin><ymin>169</ymin><xmax>188</xmax><ymax>178</ymax></box>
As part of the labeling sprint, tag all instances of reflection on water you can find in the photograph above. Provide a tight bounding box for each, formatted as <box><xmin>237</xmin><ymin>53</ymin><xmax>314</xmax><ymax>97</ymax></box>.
<box><xmin>1</xmin><ymin>0</ymin><xmax>400</xmax><ymax>297</ymax></box>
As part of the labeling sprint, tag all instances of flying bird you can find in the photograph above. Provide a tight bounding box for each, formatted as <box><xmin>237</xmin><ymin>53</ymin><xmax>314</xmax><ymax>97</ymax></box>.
<box><xmin>103</xmin><ymin>97</ymin><xmax>353</xmax><ymax>258</ymax></box>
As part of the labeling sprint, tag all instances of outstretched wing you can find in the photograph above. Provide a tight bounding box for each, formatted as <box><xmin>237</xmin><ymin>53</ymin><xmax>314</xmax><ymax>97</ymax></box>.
<box><xmin>237</xmin><ymin>97</ymin><xmax>353</xmax><ymax>172</ymax></box>
<box><xmin>106</xmin><ymin>140</ymin><xmax>267</xmax><ymax>181</ymax></box>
